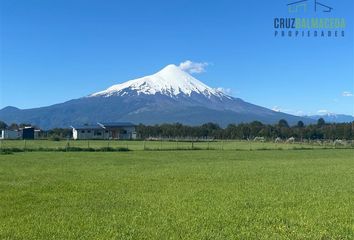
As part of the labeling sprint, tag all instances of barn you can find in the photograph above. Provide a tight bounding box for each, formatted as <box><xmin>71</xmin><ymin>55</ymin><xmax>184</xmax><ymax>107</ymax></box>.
<box><xmin>71</xmin><ymin>122</ymin><xmax>136</xmax><ymax>140</ymax></box>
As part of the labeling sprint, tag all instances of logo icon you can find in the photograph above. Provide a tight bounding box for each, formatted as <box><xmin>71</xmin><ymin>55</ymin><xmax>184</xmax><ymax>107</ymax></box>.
<box><xmin>287</xmin><ymin>0</ymin><xmax>333</xmax><ymax>13</ymax></box>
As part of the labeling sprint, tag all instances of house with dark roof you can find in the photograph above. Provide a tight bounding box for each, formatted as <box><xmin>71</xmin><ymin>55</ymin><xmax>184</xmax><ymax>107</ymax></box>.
<box><xmin>22</xmin><ymin>127</ymin><xmax>35</xmax><ymax>140</ymax></box>
<box><xmin>71</xmin><ymin>122</ymin><xmax>136</xmax><ymax>140</ymax></box>
<box><xmin>0</xmin><ymin>126</ymin><xmax>36</xmax><ymax>140</ymax></box>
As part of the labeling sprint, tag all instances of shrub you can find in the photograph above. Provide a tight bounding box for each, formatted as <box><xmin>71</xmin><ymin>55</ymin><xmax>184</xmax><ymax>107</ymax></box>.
<box><xmin>0</xmin><ymin>149</ymin><xmax>14</xmax><ymax>155</ymax></box>
<box><xmin>49</xmin><ymin>136</ymin><xmax>61</xmax><ymax>141</ymax></box>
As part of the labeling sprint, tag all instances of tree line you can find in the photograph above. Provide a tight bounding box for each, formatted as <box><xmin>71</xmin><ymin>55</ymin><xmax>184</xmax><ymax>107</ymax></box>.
<box><xmin>1</xmin><ymin>119</ymin><xmax>353</xmax><ymax>140</ymax></box>
<box><xmin>137</xmin><ymin>119</ymin><xmax>353</xmax><ymax>140</ymax></box>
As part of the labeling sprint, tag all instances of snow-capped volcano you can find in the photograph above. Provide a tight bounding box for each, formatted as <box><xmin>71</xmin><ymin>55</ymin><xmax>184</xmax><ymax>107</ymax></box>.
<box><xmin>90</xmin><ymin>64</ymin><xmax>226</xmax><ymax>98</ymax></box>
<box><xmin>0</xmin><ymin>63</ymin><xmax>313</xmax><ymax>129</ymax></box>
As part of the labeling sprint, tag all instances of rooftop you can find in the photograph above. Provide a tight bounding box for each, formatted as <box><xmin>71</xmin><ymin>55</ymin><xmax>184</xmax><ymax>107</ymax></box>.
<box><xmin>72</xmin><ymin>122</ymin><xmax>136</xmax><ymax>130</ymax></box>
<box><xmin>71</xmin><ymin>124</ymin><xmax>103</xmax><ymax>130</ymax></box>
<box><xmin>99</xmin><ymin>122</ymin><xmax>136</xmax><ymax>128</ymax></box>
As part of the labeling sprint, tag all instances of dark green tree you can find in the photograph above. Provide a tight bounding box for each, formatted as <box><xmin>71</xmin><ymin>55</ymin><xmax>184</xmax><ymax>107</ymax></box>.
<box><xmin>297</xmin><ymin>121</ymin><xmax>304</xmax><ymax>128</ymax></box>
<box><xmin>9</xmin><ymin>123</ymin><xmax>19</xmax><ymax>130</ymax></box>
<box><xmin>278</xmin><ymin>119</ymin><xmax>290</xmax><ymax>128</ymax></box>
<box><xmin>0</xmin><ymin>121</ymin><xmax>7</xmax><ymax>130</ymax></box>
<box><xmin>317</xmin><ymin>118</ymin><xmax>326</xmax><ymax>127</ymax></box>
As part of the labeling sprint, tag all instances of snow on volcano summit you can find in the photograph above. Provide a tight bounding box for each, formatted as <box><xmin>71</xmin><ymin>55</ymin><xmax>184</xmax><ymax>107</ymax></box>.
<box><xmin>90</xmin><ymin>64</ymin><xmax>226</xmax><ymax>98</ymax></box>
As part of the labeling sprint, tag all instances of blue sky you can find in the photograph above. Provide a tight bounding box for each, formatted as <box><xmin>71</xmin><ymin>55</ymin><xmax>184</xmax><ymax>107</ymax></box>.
<box><xmin>1</xmin><ymin>0</ymin><xmax>353</xmax><ymax>116</ymax></box>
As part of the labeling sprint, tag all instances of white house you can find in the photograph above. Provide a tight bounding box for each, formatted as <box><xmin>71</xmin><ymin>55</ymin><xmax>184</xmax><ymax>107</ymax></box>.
<box><xmin>0</xmin><ymin>130</ymin><xmax>21</xmax><ymax>140</ymax></box>
<box><xmin>71</xmin><ymin>122</ymin><xmax>136</xmax><ymax>140</ymax></box>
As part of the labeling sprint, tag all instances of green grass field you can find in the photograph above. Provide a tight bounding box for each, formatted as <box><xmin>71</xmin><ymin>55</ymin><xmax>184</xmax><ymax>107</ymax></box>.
<box><xmin>0</xmin><ymin>149</ymin><xmax>353</xmax><ymax>239</ymax></box>
<box><xmin>1</xmin><ymin>139</ymin><xmax>352</xmax><ymax>152</ymax></box>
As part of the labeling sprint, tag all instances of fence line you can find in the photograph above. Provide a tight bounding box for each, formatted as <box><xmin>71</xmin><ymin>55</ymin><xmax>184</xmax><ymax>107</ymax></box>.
<box><xmin>0</xmin><ymin>139</ymin><xmax>353</xmax><ymax>153</ymax></box>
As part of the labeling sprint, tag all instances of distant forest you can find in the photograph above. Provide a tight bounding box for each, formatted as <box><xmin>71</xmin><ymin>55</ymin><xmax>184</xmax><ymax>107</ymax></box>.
<box><xmin>137</xmin><ymin>119</ymin><xmax>353</xmax><ymax>140</ymax></box>
<box><xmin>1</xmin><ymin>119</ymin><xmax>353</xmax><ymax>140</ymax></box>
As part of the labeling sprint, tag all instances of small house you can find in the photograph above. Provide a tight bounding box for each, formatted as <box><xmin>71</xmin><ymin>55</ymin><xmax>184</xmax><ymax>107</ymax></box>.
<box><xmin>0</xmin><ymin>129</ymin><xmax>20</xmax><ymax>140</ymax></box>
<box><xmin>71</xmin><ymin>122</ymin><xmax>136</xmax><ymax>140</ymax></box>
<box><xmin>98</xmin><ymin>122</ymin><xmax>137</xmax><ymax>140</ymax></box>
<box><xmin>21</xmin><ymin>127</ymin><xmax>35</xmax><ymax>140</ymax></box>
<box><xmin>34</xmin><ymin>129</ymin><xmax>41</xmax><ymax>139</ymax></box>
<box><xmin>0</xmin><ymin>126</ymin><xmax>37</xmax><ymax>140</ymax></box>
<box><xmin>72</xmin><ymin>124</ymin><xmax>105</xmax><ymax>140</ymax></box>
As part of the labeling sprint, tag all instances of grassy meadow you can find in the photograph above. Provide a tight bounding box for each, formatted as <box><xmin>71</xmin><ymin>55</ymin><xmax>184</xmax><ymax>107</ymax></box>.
<box><xmin>0</xmin><ymin>149</ymin><xmax>353</xmax><ymax>239</ymax></box>
<box><xmin>0</xmin><ymin>139</ymin><xmax>352</xmax><ymax>152</ymax></box>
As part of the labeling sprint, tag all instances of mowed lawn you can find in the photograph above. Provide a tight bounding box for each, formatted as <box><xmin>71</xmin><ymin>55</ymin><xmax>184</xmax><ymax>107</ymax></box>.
<box><xmin>0</xmin><ymin>150</ymin><xmax>353</xmax><ymax>239</ymax></box>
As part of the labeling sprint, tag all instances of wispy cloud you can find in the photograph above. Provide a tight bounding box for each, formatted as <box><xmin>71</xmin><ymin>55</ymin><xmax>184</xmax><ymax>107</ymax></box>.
<box><xmin>216</xmin><ymin>87</ymin><xmax>233</xmax><ymax>95</ymax></box>
<box><xmin>272</xmin><ymin>106</ymin><xmax>281</xmax><ymax>112</ymax></box>
<box><xmin>179</xmin><ymin>60</ymin><xmax>209</xmax><ymax>74</ymax></box>
<box><xmin>317</xmin><ymin>109</ymin><xmax>332</xmax><ymax>115</ymax></box>
<box><xmin>342</xmin><ymin>91</ymin><xmax>353</xmax><ymax>97</ymax></box>
<box><xmin>272</xmin><ymin>106</ymin><xmax>305</xmax><ymax>116</ymax></box>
